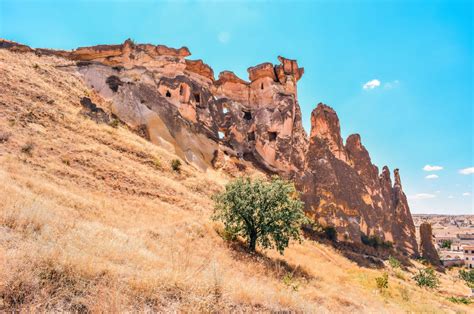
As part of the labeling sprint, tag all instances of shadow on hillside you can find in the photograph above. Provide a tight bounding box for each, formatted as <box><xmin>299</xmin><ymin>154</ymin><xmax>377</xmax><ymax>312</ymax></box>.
<box><xmin>226</xmin><ymin>240</ymin><xmax>315</xmax><ymax>281</ymax></box>
<box><xmin>302</xmin><ymin>228</ymin><xmax>414</xmax><ymax>269</ymax></box>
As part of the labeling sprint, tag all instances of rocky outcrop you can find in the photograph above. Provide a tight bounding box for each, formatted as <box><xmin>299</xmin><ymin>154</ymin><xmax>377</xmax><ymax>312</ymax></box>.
<box><xmin>299</xmin><ymin>104</ymin><xmax>418</xmax><ymax>256</ymax></box>
<box><xmin>419</xmin><ymin>223</ymin><xmax>442</xmax><ymax>266</ymax></box>
<box><xmin>0</xmin><ymin>39</ymin><xmax>419</xmax><ymax>256</ymax></box>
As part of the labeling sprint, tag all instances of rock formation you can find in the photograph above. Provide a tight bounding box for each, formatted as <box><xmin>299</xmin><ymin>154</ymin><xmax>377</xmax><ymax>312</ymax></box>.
<box><xmin>419</xmin><ymin>222</ymin><xmax>442</xmax><ymax>266</ymax></box>
<box><xmin>0</xmin><ymin>39</ymin><xmax>419</xmax><ymax>256</ymax></box>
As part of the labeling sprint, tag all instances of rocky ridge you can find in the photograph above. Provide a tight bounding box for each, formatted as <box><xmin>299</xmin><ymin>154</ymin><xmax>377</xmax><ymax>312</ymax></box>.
<box><xmin>0</xmin><ymin>39</ymin><xmax>419</xmax><ymax>256</ymax></box>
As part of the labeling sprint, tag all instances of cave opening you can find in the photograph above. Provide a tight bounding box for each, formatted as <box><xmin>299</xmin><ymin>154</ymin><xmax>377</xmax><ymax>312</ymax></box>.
<box><xmin>165</xmin><ymin>90</ymin><xmax>171</xmax><ymax>98</ymax></box>
<box><xmin>179</xmin><ymin>85</ymin><xmax>184</xmax><ymax>95</ymax></box>
<box><xmin>194</xmin><ymin>93</ymin><xmax>200</xmax><ymax>103</ymax></box>
<box><xmin>243</xmin><ymin>111</ymin><xmax>252</xmax><ymax>120</ymax></box>
<box><xmin>268</xmin><ymin>132</ymin><xmax>277</xmax><ymax>141</ymax></box>
<box><xmin>261</xmin><ymin>83</ymin><xmax>264</xmax><ymax>90</ymax></box>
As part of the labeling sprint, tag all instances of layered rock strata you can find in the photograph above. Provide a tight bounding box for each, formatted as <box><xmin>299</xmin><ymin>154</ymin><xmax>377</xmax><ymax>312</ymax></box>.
<box><xmin>0</xmin><ymin>39</ymin><xmax>419</xmax><ymax>256</ymax></box>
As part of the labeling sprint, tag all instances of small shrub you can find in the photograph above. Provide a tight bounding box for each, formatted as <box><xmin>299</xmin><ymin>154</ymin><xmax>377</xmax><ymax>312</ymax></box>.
<box><xmin>375</xmin><ymin>272</ymin><xmax>389</xmax><ymax>290</ymax></box>
<box><xmin>459</xmin><ymin>269</ymin><xmax>474</xmax><ymax>288</ymax></box>
<box><xmin>153</xmin><ymin>158</ymin><xmax>162</xmax><ymax>170</ymax></box>
<box><xmin>440</xmin><ymin>239</ymin><xmax>452</xmax><ymax>249</ymax></box>
<box><xmin>388</xmin><ymin>256</ymin><xmax>401</xmax><ymax>269</ymax></box>
<box><xmin>413</xmin><ymin>267</ymin><xmax>439</xmax><ymax>289</ymax></box>
<box><xmin>394</xmin><ymin>270</ymin><xmax>405</xmax><ymax>281</ymax></box>
<box><xmin>282</xmin><ymin>273</ymin><xmax>299</xmax><ymax>291</ymax></box>
<box><xmin>21</xmin><ymin>142</ymin><xmax>34</xmax><ymax>156</ymax></box>
<box><xmin>323</xmin><ymin>226</ymin><xmax>337</xmax><ymax>241</ymax></box>
<box><xmin>33</xmin><ymin>63</ymin><xmax>40</xmax><ymax>69</ymax></box>
<box><xmin>447</xmin><ymin>296</ymin><xmax>472</xmax><ymax>305</ymax></box>
<box><xmin>171</xmin><ymin>159</ymin><xmax>182</xmax><ymax>172</ymax></box>
<box><xmin>109</xmin><ymin>119</ymin><xmax>120</xmax><ymax>128</ymax></box>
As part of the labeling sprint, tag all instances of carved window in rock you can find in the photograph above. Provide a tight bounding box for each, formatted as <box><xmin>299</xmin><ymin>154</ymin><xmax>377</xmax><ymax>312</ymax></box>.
<box><xmin>247</xmin><ymin>131</ymin><xmax>255</xmax><ymax>141</ymax></box>
<box><xmin>165</xmin><ymin>90</ymin><xmax>171</xmax><ymax>98</ymax></box>
<box><xmin>243</xmin><ymin>111</ymin><xmax>252</xmax><ymax>120</ymax></box>
<box><xmin>218</xmin><ymin>131</ymin><xmax>225</xmax><ymax>140</ymax></box>
<box><xmin>268</xmin><ymin>131</ymin><xmax>277</xmax><ymax>141</ymax></box>
<box><xmin>261</xmin><ymin>83</ymin><xmax>264</xmax><ymax>90</ymax></box>
<box><xmin>194</xmin><ymin>93</ymin><xmax>201</xmax><ymax>103</ymax></box>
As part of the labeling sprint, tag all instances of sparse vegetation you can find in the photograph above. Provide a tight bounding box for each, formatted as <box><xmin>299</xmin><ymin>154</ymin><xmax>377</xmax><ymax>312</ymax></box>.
<box><xmin>171</xmin><ymin>158</ymin><xmax>182</xmax><ymax>172</ymax></box>
<box><xmin>458</xmin><ymin>269</ymin><xmax>474</xmax><ymax>288</ymax></box>
<box><xmin>109</xmin><ymin>118</ymin><xmax>120</xmax><ymax>128</ymax></box>
<box><xmin>282</xmin><ymin>273</ymin><xmax>299</xmax><ymax>291</ymax></box>
<box><xmin>153</xmin><ymin>158</ymin><xmax>162</xmax><ymax>170</ymax></box>
<box><xmin>447</xmin><ymin>296</ymin><xmax>472</xmax><ymax>305</ymax></box>
<box><xmin>361</xmin><ymin>234</ymin><xmax>393</xmax><ymax>249</ymax></box>
<box><xmin>413</xmin><ymin>267</ymin><xmax>439</xmax><ymax>289</ymax></box>
<box><xmin>375</xmin><ymin>272</ymin><xmax>389</xmax><ymax>291</ymax></box>
<box><xmin>212</xmin><ymin>176</ymin><xmax>308</xmax><ymax>253</ymax></box>
<box><xmin>388</xmin><ymin>256</ymin><xmax>401</xmax><ymax>269</ymax></box>
<box><xmin>440</xmin><ymin>239</ymin><xmax>452</xmax><ymax>249</ymax></box>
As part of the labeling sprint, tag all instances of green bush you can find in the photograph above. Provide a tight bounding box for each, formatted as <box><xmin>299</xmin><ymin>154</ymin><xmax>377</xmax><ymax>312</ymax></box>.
<box><xmin>109</xmin><ymin>119</ymin><xmax>120</xmax><ymax>128</ymax></box>
<box><xmin>375</xmin><ymin>272</ymin><xmax>389</xmax><ymax>290</ymax></box>
<box><xmin>459</xmin><ymin>269</ymin><xmax>474</xmax><ymax>288</ymax></box>
<box><xmin>413</xmin><ymin>267</ymin><xmax>439</xmax><ymax>289</ymax></box>
<box><xmin>171</xmin><ymin>159</ymin><xmax>182</xmax><ymax>172</ymax></box>
<box><xmin>388</xmin><ymin>256</ymin><xmax>401</xmax><ymax>269</ymax></box>
<box><xmin>212</xmin><ymin>176</ymin><xmax>308</xmax><ymax>254</ymax></box>
<box><xmin>323</xmin><ymin>226</ymin><xmax>337</xmax><ymax>241</ymax></box>
<box><xmin>440</xmin><ymin>239</ymin><xmax>452</xmax><ymax>249</ymax></box>
<box><xmin>361</xmin><ymin>234</ymin><xmax>393</xmax><ymax>249</ymax></box>
<box><xmin>447</xmin><ymin>296</ymin><xmax>472</xmax><ymax>305</ymax></box>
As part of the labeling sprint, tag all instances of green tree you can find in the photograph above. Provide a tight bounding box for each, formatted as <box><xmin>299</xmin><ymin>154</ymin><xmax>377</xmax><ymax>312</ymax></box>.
<box><xmin>440</xmin><ymin>239</ymin><xmax>452</xmax><ymax>249</ymax></box>
<box><xmin>212</xmin><ymin>176</ymin><xmax>308</xmax><ymax>254</ymax></box>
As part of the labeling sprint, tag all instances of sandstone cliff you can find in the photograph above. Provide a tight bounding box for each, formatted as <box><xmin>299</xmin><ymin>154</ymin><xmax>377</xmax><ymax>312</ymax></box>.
<box><xmin>0</xmin><ymin>39</ymin><xmax>418</xmax><ymax>256</ymax></box>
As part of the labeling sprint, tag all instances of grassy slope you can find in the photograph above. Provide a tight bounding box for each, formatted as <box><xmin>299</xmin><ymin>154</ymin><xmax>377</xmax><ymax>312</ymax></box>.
<box><xmin>0</xmin><ymin>49</ymin><xmax>471</xmax><ymax>312</ymax></box>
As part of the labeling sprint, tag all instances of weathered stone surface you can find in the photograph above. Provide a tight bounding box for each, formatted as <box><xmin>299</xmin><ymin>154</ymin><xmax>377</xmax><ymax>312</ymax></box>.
<box><xmin>0</xmin><ymin>38</ymin><xmax>419</xmax><ymax>256</ymax></box>
<box><xmin>419</xmin><ymin>222</ymin><xmax>442</xmax><ymax>266</ymax></box>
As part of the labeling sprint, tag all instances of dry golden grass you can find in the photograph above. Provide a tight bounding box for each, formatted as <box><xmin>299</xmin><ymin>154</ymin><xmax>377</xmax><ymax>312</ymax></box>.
<box><xmin>0</xmin><ymin>49</ymin><xmax>472</xmax><ymax>312</ymax></box>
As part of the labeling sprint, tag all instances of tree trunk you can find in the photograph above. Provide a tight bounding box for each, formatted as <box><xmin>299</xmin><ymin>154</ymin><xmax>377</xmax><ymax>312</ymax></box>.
<box><xmin>248</xmin><ymin>231</ymin><xmax>257</xmax><ymax>252</ymax></box>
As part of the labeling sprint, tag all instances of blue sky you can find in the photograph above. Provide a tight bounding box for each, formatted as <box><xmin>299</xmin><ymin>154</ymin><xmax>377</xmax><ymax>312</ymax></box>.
<box><xmin>1</xmin><ymin>0</ymin><xmax>472</xmax><ymax>214</ymax></box>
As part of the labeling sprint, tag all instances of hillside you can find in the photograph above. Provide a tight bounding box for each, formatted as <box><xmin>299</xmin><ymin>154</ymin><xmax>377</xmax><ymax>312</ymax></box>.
<box><xmin>0</xmin><ymin>48</ymin><xmax>472</xmax><ymax>312</ymax></box>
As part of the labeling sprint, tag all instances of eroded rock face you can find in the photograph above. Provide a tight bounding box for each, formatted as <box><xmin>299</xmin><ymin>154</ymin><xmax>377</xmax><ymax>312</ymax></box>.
<box><xmin>419</xmin><ymin>223</ymin><xmax>442</xmax><ymax>266</ymax></box>
<box><xmin>0</xmin><ymin>39</ymin><xmax>418</xmax><ymax>256</ymax></box>
<box><xmin>299</xmin><ymin>104</ymin><xmax>418</xmax><ymax>256</ymax></box>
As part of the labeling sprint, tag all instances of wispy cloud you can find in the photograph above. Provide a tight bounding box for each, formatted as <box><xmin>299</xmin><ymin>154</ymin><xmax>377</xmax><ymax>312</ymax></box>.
<box><xmin>408</xmin><ymin>193</ymin><xmax>436</xmax><ymax>200</ymax></box>
<box><xmin>423</xmin><ymin>165</ymin><xmax>443</xmax><ymax>171</ymax></box>
<box><xmin>425</xmin><ymin>174</ymin><xmax>439</xmax><ymax>179</ymax></box>
<box><xmin>384</xmin><ymin>80</ymin><xmax>400</xmax><ymax>89</ymax></box>
<box><xmin>459</xmin><ymin>167</ymin><xmax>474</xmax><ymax>175</ymax></box>
<box><xmin>462</xmin><ymin>192</ymin><xmax>471</xmax><ymax>197</ymax></box>
<box><xmin>448</xmin><ymin>195</ymin><xmax>454</xmax><ymax>199</ymax></box>
<box><xmin>217</xmin><ymin>31</ymin><xmax>231</xmax><ymax>44</ymax></box>
<box><xmin>362</xmin><ymin>79</ymin><xmax>380</xmax><ymax>90</ymax></box>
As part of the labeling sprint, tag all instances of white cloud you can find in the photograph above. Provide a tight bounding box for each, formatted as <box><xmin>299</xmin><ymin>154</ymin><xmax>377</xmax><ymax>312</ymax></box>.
<box><xmin>217</xmin><ymin>31</ymin><xmax>231</xmax><ymax>44</ymax></box>
<box><xmin>408</xmin><ymin>193</ymin><xmax>436</xmax><ymax>200</ymax></box>
<box><xmin>462</xmin><ymin>192</ymin><xmax>471</xmax><ymax>197</ymax></box>
<box><xmin>425</xmin><ymin>174</ymin><xmax>439</xmax><ymax>179</ymax></box>
<box><xmin>362</xmin><ymin>79</ymin><xmax>381</xmax><ymax>90</ymax></box>
<box><xmin>435</xmin><ymin>190</ymin><xmax>441</xmax><ymax>193</ymax></box>
<box><xmin>459</xmin><ymin>167</ymin><xmax>474</xmax><ymax>175</ymax></box>
<box><xmin>423</xmin><ymin>165</ymin><xmax>443</xmax><ymax>171</ymax></box>
<box><xmin>384</xmin><ymin>80</ymin><xmax>400</xmax><ymax>89</ymax></box>
<box><xmin>448</xmin><ymin>195</ymin><xmax>454</xmax><ymax>199</ymax></box>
